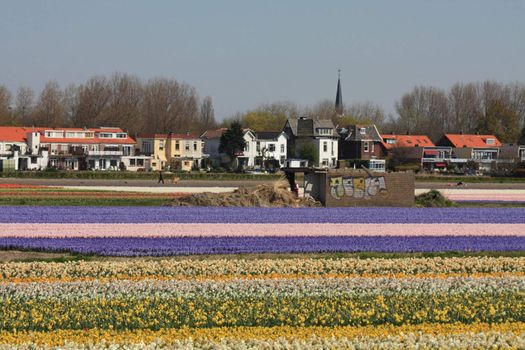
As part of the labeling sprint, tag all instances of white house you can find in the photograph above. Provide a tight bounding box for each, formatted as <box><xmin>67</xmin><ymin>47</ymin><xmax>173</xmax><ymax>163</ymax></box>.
<box><xmin>283</xmin><ymin>117</ymin><xmax>339</xmax><ymax>168</ymax></box>
<box><xmin>201</xmin><ymin>128</ymin><xmax>288</xmax><ymax>169</ymax></box>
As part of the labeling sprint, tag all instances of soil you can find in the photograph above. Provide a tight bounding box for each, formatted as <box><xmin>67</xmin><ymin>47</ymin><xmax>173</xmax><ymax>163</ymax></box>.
<box><xmin>0</xmin><ymin>250</ymin><xmax>73</xmax><ymax>262</ymax></box>
<box><xmin>171</xmin><ymin>179</ymin><xmax>321</xmax><ymax>207</ymax></box>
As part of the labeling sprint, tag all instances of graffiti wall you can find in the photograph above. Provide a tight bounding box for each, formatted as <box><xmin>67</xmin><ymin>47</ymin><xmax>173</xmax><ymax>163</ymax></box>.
<box><xmin>304</xmin><ymin>170</ymin><xmax>414</xmax><ymax>207</ymax></box>
<box><xmin>329</xmin><ymin>175</ymin><xmax>387</xmax><ymax>200</ymax></box>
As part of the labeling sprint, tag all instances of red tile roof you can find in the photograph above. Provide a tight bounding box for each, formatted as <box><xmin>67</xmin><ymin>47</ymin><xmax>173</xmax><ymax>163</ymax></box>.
<box><xmin>201</xmin><ymin>128</ymin><xmax>227</xmax><ymax>139</ymax></box>
<box><xmin>443</xmin><ymin>134</ymin><xmax>501</xmax><ymax>148</ymax></box>
<box><xmin>381</xmin><ymin>134</ymin><xmax>435</xmax><ymax>150</ymax></box>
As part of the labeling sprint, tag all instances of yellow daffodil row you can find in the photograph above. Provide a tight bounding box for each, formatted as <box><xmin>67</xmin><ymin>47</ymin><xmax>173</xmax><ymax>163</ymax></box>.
<box><xmin>2</xmin><ymin>256</ymin><xmax>525</xmax><ymax>282</ymax></box>
<box><xmin>1</xmin><ymin>289</ymin><xmax>524</xmax><ymax>331</ymax></box>
<box><xmin>0</xmin><ymin>323</ymin><xmax>525</xmax><ymax>349</ymax></box>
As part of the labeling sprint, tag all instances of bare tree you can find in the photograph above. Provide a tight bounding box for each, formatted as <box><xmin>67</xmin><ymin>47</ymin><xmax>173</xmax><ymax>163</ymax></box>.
<box><xmin>346</xmin><ymin>101</ymin><xmax>386</xmax><ymax>127</ymax></box>
<box><xmin>198</xmin><ymin>96</ymin><xmax>216</xmax><ymax>133</ymax></box>
<box><xmin>0</xmin><ymin>85</ymin><xmax>14</xmax><ymax>125</ymax></box>
<box><xmin>34</xmin><ymin>81</ymin><xmax>65</xmax><ymax>127</ymax></box>
<box><xmin>448</xmin><ymin>83</ymin><xmax>482</xmax><ymax>133</ymax></box>
<box><xmin>305</xmin><ymin>99</ymin><xmax>336</xmax><ymax>120</ymax></box>
<box><xmin>74</xmin><ymin>76</ymin><xmax>111</xmax><ymax>128</ymax></box>
<box><xmin>395</xmin><ymin>86</ymin><xmax>449</xmax><ymax>141</ymax></box>
<box><xmin>255</xmin><ymin>101</ymin><xmax>300</xmax><ymax>119</ymax></box>
<box><xmin>62</xmin><ymin>84</ymin><xmax>80</xmax><ymax>127</ymax></box>
<box><xmin>141</xmin><ymin>77</ymin><xmax>201</xmax><ymax>134</ymax></box>
<box><xmin>14</xmin><ymin>86</ymin><xmax>35</xmax><ymax>126</ymax></box>
<box><xmin>101</xmin><ymin>73</ymin><xmax>143</xmax><ymax>132</ymax></box>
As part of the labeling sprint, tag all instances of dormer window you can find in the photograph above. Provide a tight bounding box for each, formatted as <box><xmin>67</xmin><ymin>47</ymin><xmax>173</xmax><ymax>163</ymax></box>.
<box><xmin>386</xmin><ymin>139</ymin><xmax>396</xmax><ymax>144</ymax></box>
<box><xmin>360</xmin><ymin>128</ymin><xmax>366</xmax><ymax>135</ymax></box>
<box><xmin>317</xmin><ymin>128</ymin><xmax>333</xmax><ymax>136</ymax></box>
<box><xmin>486</xmin><ymin>138</ymin><xmax>495</xmax><ymax>145</ymax></box>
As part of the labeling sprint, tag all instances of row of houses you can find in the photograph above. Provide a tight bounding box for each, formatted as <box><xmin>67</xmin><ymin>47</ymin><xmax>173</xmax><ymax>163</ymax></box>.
<box><xmin>0</xmin><ymin>126</ymin><xmax>204</xmax><ymax>172</ymax></box>
<box><xmin>1</xmin><ymin>120</ymin><xmax>524</xmax><ymax>173</ymax></box>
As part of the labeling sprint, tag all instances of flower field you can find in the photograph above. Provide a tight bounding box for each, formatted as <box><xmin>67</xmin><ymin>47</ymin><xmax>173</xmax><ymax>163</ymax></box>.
<box><xmin>1</xmin><ymin>206</ymin><xmax>525</xmax><ymax>348</ymax></box>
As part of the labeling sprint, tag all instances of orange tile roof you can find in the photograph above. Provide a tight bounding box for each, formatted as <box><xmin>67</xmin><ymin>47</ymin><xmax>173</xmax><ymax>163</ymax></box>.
<box><xmin>0</xmin><ymin>126</ymin><xmax>135</xmax><ymax>144</ymax></box>
<box><xmin>443</xmin><ymin>134</ymin><xmax>501</xmax><ymax>148</ymax></box>
<box><xmin>0</xmin><ymin>126</ymin><xmax>46</xmax><ymax>142</ymax></box>
<box><xmin>381</xmin><ymin>134</ymin><xmax>435</xmax><ymax>150</ymax></box>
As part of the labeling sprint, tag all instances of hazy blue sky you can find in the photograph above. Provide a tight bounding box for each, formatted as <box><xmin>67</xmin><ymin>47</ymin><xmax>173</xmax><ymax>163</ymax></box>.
<box><xmin>1</xmin><ymin>0</ymin><xmax>524</xmax><ymax>120</ymax></box>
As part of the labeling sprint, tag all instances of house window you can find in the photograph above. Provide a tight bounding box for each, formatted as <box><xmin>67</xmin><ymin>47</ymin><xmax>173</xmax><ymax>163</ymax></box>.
<box><xmin>142</xmin><ymin>140</ymin><xmax>153</xmax><ymax>154</ymax></box>
<box><xmin>110</xmin><ymin>159</ymin><xmax>117</xmax><ymax>167</ymax></box>
<box><xmin>185</xmin><ymin>142</ymin><xmax>190</xmax><ymax>151</ymax></box>
<box><xmin>331</xmin><ymin>141</ymin><xmax>334</xmax><ymax>156</ymax></box>
<box><xmin>175</xmin><ymin>141</ymin><xmax>180</xmax><ymax>151</ymax></box>
<box><xmin>360</xmin><ymin>128</ymin><xmax>366</xmax><ymax>135</ymax></box>
<box><xmin>280</xmin><ymin>155</ymin><xmax>285</xmax><ymax>164</ymax></box>
<box><xmin>322</xmin><ymin>159</ymin><xmax>329</xmax><ymax>166</ymax></box>
<box><xmin>363</xmin><ymin>141</ymin><xmax>369</xmax><ymax>152</ymax></box>
<box><xmin>371</xmin><ymin>142</ymin><xmax>375</xmax><ymax>152</ymax></box>
<box><xmin>137</xmin><ymin>159</ymin><xmax>144</xmax><ymax>166</ymax></box>
<box><xmin>323</xmin><ymin>141</ymin><xmax>328</xmax><ymax>152</ymax></box>
<box><xmin>193</xmin><ymin>142</ymin><xmax>197</xmax><ymax>151</ymax></box>
<box><xmin>256</xmin><ymin>142</ymin><xmax>261</xmax><ymax>152</ymax></box>
<box><xmin>159</xmin><ymin>141</ymin><xmax>164</xmax><ymax>150</ymax></box>
<box><xmin>184</xmin><ymin>161</ymin><xmax>190</xmax><ymax>166</ymax></box>
<box><xmin>280</xmin><ymin>144</ymin><xmax>285</xmax><ymax>153</ymax></box>
<box><xmin>245</xmin><ymin>143</ymin><xmax>250</xmax><ymax>152</ymax></box>
<box><xmin>31</xmin><ymin>157</ymin><xmax>37</xmax><ymax>164</ymax></box>
<box><xmin>268</xmin><ymin>144</ymin><xmax>275</xmax><ymax>152</ymax></box>
<box><xmin>130</xmin><ymin>159</ymin><xmax>136</xmax><ymax>166</ymax></box>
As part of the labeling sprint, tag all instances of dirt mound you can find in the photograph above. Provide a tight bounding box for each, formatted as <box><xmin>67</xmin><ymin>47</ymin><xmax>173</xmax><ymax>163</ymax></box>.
<box><xmin>171</xmin><ymin>179</ymin><xmax>321</xmax><ymax>207</ymax></box>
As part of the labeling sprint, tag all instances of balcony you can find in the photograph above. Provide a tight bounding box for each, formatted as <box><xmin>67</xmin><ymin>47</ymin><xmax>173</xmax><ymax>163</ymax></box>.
<box><xmin>87</xmin><ymin>150</ymin><xmax>123</xmax><ymax>156</ymax></box>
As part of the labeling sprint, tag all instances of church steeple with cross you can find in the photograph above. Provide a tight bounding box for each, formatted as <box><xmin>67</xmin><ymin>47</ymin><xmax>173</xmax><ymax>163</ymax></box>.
<box><xmin>335</xmin><ymin>69</ymin><xmax>343</xmax><ymax>116</ymax></box>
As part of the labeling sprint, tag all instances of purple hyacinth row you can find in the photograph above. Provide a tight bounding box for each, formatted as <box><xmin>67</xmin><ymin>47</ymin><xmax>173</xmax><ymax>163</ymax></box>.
<box><xmin>1</xmin><ymin>236</ymin><xmax>524</xmax><ymax>256</ymax></box>
<box><xmin>1</xmin><ymin>206</ymin><xmax>525</xmax><ymax>224</ymax></box>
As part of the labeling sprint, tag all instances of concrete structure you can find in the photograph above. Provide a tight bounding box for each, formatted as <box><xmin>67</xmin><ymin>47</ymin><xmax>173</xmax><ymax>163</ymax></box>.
<box><xmin>304</xmin><ymin>169</ymin><xmax>415</xmax><ymax>207</ymax></box>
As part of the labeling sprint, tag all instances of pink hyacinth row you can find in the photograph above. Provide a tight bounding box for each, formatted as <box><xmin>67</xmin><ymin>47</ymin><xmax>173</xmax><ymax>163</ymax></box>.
<box><xmin>1</xmin><ymin>223</ymin><xmax>524</xmax><ymax>238</ymax></box>
<box><xmin>447</xmin><ymin>194</ymin><xmax>525</xmax><ymax>201</ymax></box>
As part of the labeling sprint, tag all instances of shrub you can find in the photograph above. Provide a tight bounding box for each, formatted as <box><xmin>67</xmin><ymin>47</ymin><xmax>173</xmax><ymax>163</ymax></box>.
<box><xmin>415</xmin><ymin>190</ymin><xmax>457</xmax><ymax>208</ymax></box>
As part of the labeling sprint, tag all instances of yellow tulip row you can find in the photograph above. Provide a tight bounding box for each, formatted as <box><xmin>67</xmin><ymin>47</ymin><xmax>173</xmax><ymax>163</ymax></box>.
<box><xmin>0</xmin><ymin>323</ymin><xmax>524</xmax><ymax>346</ymax></box>
<box><xmin>2</xmin><ymin>256</ymin><xmax>525</xmax><ymax>282</ymax></box>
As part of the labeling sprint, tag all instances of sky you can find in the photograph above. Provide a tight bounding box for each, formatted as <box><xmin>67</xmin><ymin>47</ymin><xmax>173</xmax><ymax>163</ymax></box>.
<box><xmin>1</xmin><ymin>0</ymin><xmax>524</xmax><ymax>120</ymax></box>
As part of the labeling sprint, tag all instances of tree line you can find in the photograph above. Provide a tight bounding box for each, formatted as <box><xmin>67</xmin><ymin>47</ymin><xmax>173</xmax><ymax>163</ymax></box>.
<box><xmin>222</xmin><ymin>81</ymin><xmax>525</xmax><ymax>145</ymax></box>
<box><xmin>0</xmin><ymin>73</ymin><xmax>217</xmax><ymax>135</ymax></box>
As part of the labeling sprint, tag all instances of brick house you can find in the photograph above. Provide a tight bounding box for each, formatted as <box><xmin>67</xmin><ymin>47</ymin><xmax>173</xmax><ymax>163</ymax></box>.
<box><xmin>381</xmin><ymin>134</ymin><xmax>451</xmax><ymax>171</ymax></box>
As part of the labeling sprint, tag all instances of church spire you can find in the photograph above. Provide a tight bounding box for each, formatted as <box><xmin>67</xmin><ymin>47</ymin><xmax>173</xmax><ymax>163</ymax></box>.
<box><xmin>335</xmin><ymin>69</ymin><xmax>343</xmax><ymax>116</ymax></box>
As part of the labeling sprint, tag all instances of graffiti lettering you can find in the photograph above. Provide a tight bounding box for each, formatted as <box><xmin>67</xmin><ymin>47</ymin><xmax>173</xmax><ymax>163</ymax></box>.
<box><xmin>329</xmin><ymin>176</ymin><xmax>387</xmax><ymax>200</ymax></box>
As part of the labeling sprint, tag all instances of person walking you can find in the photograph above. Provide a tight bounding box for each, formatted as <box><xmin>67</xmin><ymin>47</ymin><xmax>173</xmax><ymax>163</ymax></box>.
<box><xmin>158</xmin><ymin>171</ymin><xmax>164</xmax><ymax>184</ymax></box>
